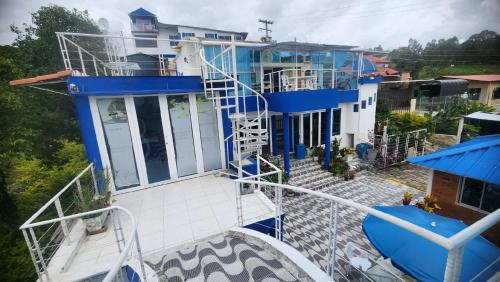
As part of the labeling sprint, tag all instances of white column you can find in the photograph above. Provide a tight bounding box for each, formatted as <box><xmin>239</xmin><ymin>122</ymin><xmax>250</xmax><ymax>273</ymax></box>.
<box><xmin>318</xmin><ymin>112</ymin><xmax>322</xmax><ymax>146</ymax></box>
<box><xmin>158</xmin><ymin>95</ymin><xmax>178</xmax><ymax>179</ymax></box>
<box><xmin>189</xmin><ymin>94</ymin><xmax>205</xmax><ymax>174</ymax></box>
<box><xmin>125</xmin><ymin>96</ymin><xmax>148</xmax><ymax>186</ymax></box>
<box><xmin>426</xmin><ymin>169</ymin><xmax>434</xmax><ymax>196</ymax></box>
<box><xmin>299</xmin><ymin>113</ymin><xmax>304</xmax><ymax>144</ymax></box>
<box><xmin>309</xmin><ymin>112</ymin><xmax>313</xmax><ymax>147</ymax></box>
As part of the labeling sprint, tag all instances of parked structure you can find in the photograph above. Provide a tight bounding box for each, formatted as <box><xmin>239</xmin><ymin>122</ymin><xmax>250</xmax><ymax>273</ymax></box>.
<box><xmin>441</xmin><ymin>74</ymin><xmax>500</xmax><ymax>108</ymax></box>
<box><xmin>407</xmin><ymin>134</ymin><xmax>500</xmax><ymax>245</ymax></box>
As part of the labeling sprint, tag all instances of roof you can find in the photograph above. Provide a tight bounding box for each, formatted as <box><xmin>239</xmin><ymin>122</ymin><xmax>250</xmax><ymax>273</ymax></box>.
<box><xmin>384</xmin><ymin>68</ymin><xmax>399</xmax><ymax>75</ymax></box>
<box><xmin>158</xmin><ymin>22</ymin><xmax>248</xmax><ymax>38</ymax></box>
<box><xmin>9</xmin><ymin>70</ymin><xmax>72</xmax><ymax>86</ymax></box>
<box><xmin>260</xmin><ymin>41</ymin><xmax>357</xmax><ymax>52</ymax></box>
<box><xmin>407</xmin><ymin>135</ymin><xmax>500</xmax><ymax>185</ymax></box>
<box><xmin>441</xmin><ymin>74</ymin><xmax>500</xmax><ymax>82</ymax></box>
<box><xmin>129</xmin><ymin>8</ymin><xmax>156</xmax><ymax>17</ymax></box>
<box><xmin>366</xmin><ymin>55</ymin><xmax>390</xmax><ymax>63</ymax></box>
<box><xmin>466</xmin><ymin>111</ymin><xmax>500</xmax><ymax>122</ymax></box>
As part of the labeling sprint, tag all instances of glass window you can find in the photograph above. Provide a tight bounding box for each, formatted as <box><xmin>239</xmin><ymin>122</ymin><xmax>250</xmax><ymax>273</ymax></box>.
<box><xmin>134</xmin><ymin>96</ymin><xmax>170</xmax><ymax>183</ymax></box>
<box><xmin>368</xmin><ymin>97</ymin><xmax>373</xmax><ymax>105</ymax></box>
<box><xmin>320</xmin><ymin>111</ymin><xmax>326</xmax><ymax>145</ymax></box>
<box><xmin>96</xmin><ymin>98</ymin><xmax>140</xmax><ymax>190</ymax></box>
<box><xmin>332</xmin><ymin>109</ymin><xmax>341</xmax><ymax>135</ymax></box>
<box><xmin>218</xmin><ymin>35</ymin><xmax>231</xmax><ymax>40</ymax></box>
<box><xmin>468</xmin><ymin>88</ymin><xmax>481</xmax><ymax>100</ymax></box>
<box><xmin>493</xmin><ymin>88</ymin><xmax>500</xmax><ymax>99</ymax></box>
<box><xmin>196</xmin><ymin>96</ymin><xmax>222</xmax><ymax>171</ymax></box>
<box><xmin>361</xmin><ymin>100</ymin><xmax>367</xmax><ymax>109</ymax></box>
<box><xmin>353</xmin><ymin>104</ymin><xmax>359</xmax><ymax>112</ymax></box>
<box><xmin>459</xmin><ymin>177</ymin><xmax>500</xmax><ymax>212</ymax></box>
<box><xmin>168</xmin><ymin>95</ymin><xmax>198</xmax><ymax>177</ymax></box>
<box><xmin>235</xmin><ymin>35</ymin><xmax>243</xmax><ymax>41</ymax></box>
<box><xmin>181</xmin><ymin>32</ymin><xmax>195</xmax><ymax>38</ymax></box>
<box><xmin>135</xmin><ymin>36</ymin><xmax>157</xmax><ymax>48</ymax></box>
<box><xmin>205</xmin><ymin>33</ymin><xmax>217</xmax><ymax>39</ymax></box>
<box><xmin>169</xmin><ymin>34</ymin><xmax>180</xmax><ymax>47</ymax></box>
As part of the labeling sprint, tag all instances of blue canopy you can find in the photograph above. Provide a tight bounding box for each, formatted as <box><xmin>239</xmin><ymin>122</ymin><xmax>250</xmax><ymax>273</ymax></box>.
<box><xmin>363</xmin><ymin>206</ymin><xmax>499</xmax><ymax>282</ymax></box>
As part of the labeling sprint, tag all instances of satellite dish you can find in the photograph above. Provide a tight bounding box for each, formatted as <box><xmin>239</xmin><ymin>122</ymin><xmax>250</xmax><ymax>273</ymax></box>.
<box><xmin>98</xmin><ymin>18</ymin><xmax>109</xmax><ymax>33</ymax></box>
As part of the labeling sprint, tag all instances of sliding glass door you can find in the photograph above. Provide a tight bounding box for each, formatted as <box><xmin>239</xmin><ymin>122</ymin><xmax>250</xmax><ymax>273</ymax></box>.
<box><xmin>134</xmin><ymin>96</ymin><xmax>171</xmax><ymax>183</ymax></box>
<box><xmin>96</xmin><ymin>98</ymin><xmax>140</xmax><ymax>190</ymax></box>
<box><xmin>196</xmin><ymin>96</ymin><xmax>222</xmax><ymax>171</ymax></box>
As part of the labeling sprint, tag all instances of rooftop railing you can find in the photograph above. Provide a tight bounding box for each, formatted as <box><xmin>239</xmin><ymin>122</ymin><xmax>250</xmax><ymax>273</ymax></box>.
<box><xmin>234</xmin><ymin>158</ymin><xmax>500</xmax><ymax>281</ymax></box>
<box><xmin>19</xmin><ymin>163</ymin><xmax>147</xmax><ymax>282</ymax></box>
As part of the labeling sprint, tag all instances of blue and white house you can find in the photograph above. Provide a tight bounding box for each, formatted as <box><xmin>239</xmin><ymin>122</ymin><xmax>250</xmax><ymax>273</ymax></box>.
<box><xmin>12</xmin><ymin>10</ymin><xmax>499</xmax><ymax>282</ymax></box>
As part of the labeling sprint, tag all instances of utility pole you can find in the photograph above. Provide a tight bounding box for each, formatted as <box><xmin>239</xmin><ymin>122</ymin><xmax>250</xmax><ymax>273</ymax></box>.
<box><xmin>258</xmin><ymin>19</ymin><xmax>274</xmax><ymax>42</ymax></box>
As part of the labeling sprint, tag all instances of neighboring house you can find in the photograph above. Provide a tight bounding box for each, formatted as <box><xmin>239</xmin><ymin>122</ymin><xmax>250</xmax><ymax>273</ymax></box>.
<box><xmin>407</xmin><ymin>135</ymin><xmax>500</xmax><ymax>245</ymax></box>
<box><xmin>465</xmin><ymin>111</ymin><xmax>500</xmax><ymax>135</ymax></box>
<box><xmin>129</xmin><ymin>7</ymin><xmax>248</xmax><ymax>57</ymax></box>
<box><xmin>441</xmin><ymin>75</ymin><xmax>500</xmax><ymax>107</ymax></box>
<box><xmin>366</xmin><ymin>55</ymin><xmax>399</xmax><ymax>77</ymax></box>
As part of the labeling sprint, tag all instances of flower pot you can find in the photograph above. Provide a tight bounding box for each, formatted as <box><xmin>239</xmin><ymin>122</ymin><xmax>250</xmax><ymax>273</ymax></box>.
<box><xmin>307</xmin><ymin>148</ymin><xmax>314</xmax><ymax>157</ymax></box>
<box><xmin>313</xmin><ymin>156</ymin><xmax>318</xmax><ymax>161</ymax></box>
<box><xmin>402</xmin><ymin>199</ymin><xmax>411</xmax><ymax>206</ymax></box>
<box><xmin>83</xmin><ymin>211</ymin><xmax>109</xmax><ymax>235</ymax></box>
<box><xmin>240</xmin><ymin>183</ymin><xmax>254</xmax><ymax>195</ymax></box>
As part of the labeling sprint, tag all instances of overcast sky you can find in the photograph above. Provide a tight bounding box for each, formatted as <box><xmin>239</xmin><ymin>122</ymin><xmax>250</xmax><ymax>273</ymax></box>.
<box><xmin>0</xmin><ymin>0</ymin><xmax>499</xmax><ymax>49</ymax></box>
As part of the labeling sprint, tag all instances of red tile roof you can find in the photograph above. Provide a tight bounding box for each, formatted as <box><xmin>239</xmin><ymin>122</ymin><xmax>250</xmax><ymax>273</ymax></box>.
<box><xmin>9</xmin><ymin>70</ymin><xmax>72</xmax><ymax>86</ymax></box>
<box><xmin>384</xmin><ymin>68</ymin><xmax>399</xmax><ymax>75</ymax></box>
<box><xmin>442</xmin><ymin>74</ymin><xmax>500</xmax><ymax>82</ymax></box>
<box><xmin>366</xmin><ymin>55</ymin><xmax>390</xmax><ymax>64</ymax></box>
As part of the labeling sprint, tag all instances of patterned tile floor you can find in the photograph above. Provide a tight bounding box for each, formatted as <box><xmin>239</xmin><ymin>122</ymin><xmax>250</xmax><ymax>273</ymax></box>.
<box><xmin>270</xmin><ymin>158</ymin><xmax>424</xmax><ymax>279</ymax></box>
<box><xmin>148</xmin><ymin>235</ymin><xmax>299</xmax><ymax>282</ymax></box>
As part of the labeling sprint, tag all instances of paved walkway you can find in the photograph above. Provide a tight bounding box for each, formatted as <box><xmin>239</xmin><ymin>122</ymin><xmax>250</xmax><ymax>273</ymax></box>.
<box><xmin>272</xmin><ymin>158</ymin><xmax>424</xmax><ymax>279</ymax></box>
<box><xmin>148</xmin><ymin>235</ymin><xmax>299</xmax><ymax>282</ymax></box>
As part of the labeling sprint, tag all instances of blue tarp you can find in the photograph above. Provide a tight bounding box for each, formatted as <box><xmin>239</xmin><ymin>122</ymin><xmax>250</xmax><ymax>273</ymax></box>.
<box><xmin>363</xmin><ymin>206</ymin><xmax>500</xmax><ymax>282</ymax></box>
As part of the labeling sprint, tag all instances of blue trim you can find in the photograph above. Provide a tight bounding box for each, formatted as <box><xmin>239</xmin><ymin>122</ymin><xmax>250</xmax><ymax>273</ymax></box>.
<box><xmin>264</xmin><ymin>89</ymin><xmax>358</xmax><ymax>112</ymax></box>
<box><xmin>283</xmin><ymin>113</ymin><xmax>290</xmax><ymax>177</ymax></box>
<box><xmin>73</xmin><ymin>96</ymin><xmax>103</xmax><ymax>171</ymax></box>
<box><xmin>66</xmin><ymin>76</ymin><xmax>204</xmax><ymax>96</ymax></box>
<box><xmin>324</xmin><ymin>109</ymin><xmax>332</xmax><ymax>169</ymax></box>
<box><xmin>271</xmin><ymin>116</ymin><xmax>277</xmax><ymax>156</ymax></box>
<box><xmin>359</xmin><ymin>76</ymin><xmax>383</xmax><ymax>84</ymax></box>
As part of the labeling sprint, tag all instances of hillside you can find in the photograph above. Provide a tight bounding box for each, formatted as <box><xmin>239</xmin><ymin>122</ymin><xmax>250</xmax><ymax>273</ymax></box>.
<box><xmin>417</xmin><ymin>64</ymin><xmax>500</xmax><ymax>79</ymax></box>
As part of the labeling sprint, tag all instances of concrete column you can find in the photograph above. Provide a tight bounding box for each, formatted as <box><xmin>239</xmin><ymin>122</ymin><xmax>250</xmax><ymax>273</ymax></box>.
<box><xmin>271</xmin><ymin>115</ymin><xmax>277</xmax><ymax>156</ymax></box>
<box><xmin>283</xmin><ymin>113</ymin><xmax>290</xmax><ymax>177</ymax></box>
<box><xmin>324</xmin><ymin>109</ymin><xmax>332</xmax><ymax>169</ymax></box>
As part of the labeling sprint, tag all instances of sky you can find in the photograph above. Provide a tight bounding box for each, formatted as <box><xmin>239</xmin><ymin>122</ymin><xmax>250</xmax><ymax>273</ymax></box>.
<box><xmin>0</xmin><ymin>0</ymin><xmax>499</xmax><ymax>49</ymax></box>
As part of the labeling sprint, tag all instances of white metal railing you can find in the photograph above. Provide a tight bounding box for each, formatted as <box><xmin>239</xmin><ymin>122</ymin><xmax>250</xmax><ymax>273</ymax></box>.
<box><xmin>264</xmin><ymin>68</ymin><xmax>359</xmax><ymax>93</ymax></box>
<box><xmin>233</xmin><ymin>168</ymin><xmax>500</xmax><ymax>281</ymax></box>
<box><xmin>19</xmin><ymin>163</ymin><xmax>147</xmax><ymax>282</ymax></box>
<box><xmin>373</xmin><ymin>129</ymin><xmax>427</xmax><ymax>168</ymax></box>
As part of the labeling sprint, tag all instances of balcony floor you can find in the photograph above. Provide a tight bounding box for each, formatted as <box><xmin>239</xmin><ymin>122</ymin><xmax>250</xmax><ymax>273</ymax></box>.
<box><xmin>47</xmin><ymin>174</ymin><xmax>274</xmax><ymax>281</ymax></box>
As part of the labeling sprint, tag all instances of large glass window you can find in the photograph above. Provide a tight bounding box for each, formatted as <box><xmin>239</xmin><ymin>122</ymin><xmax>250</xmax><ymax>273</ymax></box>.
<box><xmin>332</xmin><ymin>109</ymin><xmax>341</xmax><ymax>136</ymax></box>
<box><xmin>134</xmin><ymin>96</ymin><xmax>170</xmax><ymax>183</ymax></box>
<box><xmin>168</xmin><ymin>95</ymin><xmax>198</xmax><ymax>177</ymax></box>
<box><xmin>96</xmin><ymin>98</ymin><xmax>140</xmax><ymax>190</ymax></box>
<box><xmin>459</xmin><ymin>177</ymin><xmax>500</xmax><ymax>213</ymax></box>
<box><xmin>196</xmin><ymin>96</ymin><xmax>222</xmax><ymax>171</ymax></box>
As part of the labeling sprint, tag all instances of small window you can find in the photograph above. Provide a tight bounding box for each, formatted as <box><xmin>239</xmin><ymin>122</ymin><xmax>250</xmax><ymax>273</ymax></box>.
<box><xmin>459</xmin><ymin>177</ymin><xmax>500</xmax><ymax>213</ymax></box>
<box><xmin>468</xmin><ymin>88</ymin><xmax>481</xmax><ymax>100</ymax></box>
<box><xmin>205</xmin><ymin>33</ymin><xmax>217</xmax><ymax>39</ymax></box>
<box><xmin>169</xmin><ymin>34</ymin><xmax>180</xmax><ymax>47</ymax></box>
<box><xmin>368</xmin><ymin>97</ymin><xmax>373</xmax><ymax>105</ymax></box>
<box><xmin>135</xmin><ymin>39</ymin><xmax>157</xmax><ymax>48</ymax></box>
<box><xmin>361</xmin><ymin>100</ymin><xmax>366</xmax><ymax>109</ymax></box>
<box><xmin>332</xmin><ymin>109</ymin><xmax>341</xmax><ymax>135</ymax></box>
<box><xmin>374</xmin><ymin>93</ymin><xmax>377</xmax><ymax>102</ymax></box>
<box><xmin>218</xmin><ymin>35</ymin><xmax>231</xmax><ymax>40</ymax></box>
<box><xmin>493</xmin><ymin>88</ymin><xmax>500</xmax><ymax>99</ymax></box>
<box><xmin>181</xmin><ymin>32</ymin><xmax>195</xmax><ymax>38</ymax></box>
<box><xmin>234</xmin><ymin>35</ymin><xmax>243</xmax><ymax>41</ymax></box>
<box><xmin>353</xmin><ymin>104</ymin><xmax>359</xmax><ymax>112</ymax></box>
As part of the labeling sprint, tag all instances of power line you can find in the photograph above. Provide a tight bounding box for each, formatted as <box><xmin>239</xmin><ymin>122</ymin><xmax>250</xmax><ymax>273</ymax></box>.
<box><xmin>258</xmin><ymin>19</ymin><xmax>274</xmax><ymax>42</ymax></box>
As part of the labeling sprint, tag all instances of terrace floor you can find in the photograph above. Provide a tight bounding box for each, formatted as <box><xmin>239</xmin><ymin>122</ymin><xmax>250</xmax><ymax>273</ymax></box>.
<box><xmin>49</xmin><ymin>174</ymin><xmax>274</xmax><ymax>281</ymax></box>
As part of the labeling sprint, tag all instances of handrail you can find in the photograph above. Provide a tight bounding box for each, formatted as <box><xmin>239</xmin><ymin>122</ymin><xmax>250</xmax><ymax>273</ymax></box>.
<box><xmin>21</xmin><ymin>163</ymin><xmax>94</xmax><ymax>228</ymax></box>
<box><xmin>20</xmin><ymin>206</ymin><xmax>146</xmax><ymax>282</ymax></box>
<box><xmin>234</xmin><ymin>178</ymin><xmax>500</xmax><ymax>251</ymax></box>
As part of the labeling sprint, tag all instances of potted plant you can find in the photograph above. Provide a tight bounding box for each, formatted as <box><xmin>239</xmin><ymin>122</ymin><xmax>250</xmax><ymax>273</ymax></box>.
<box><xmin>402</xmin><ymin>191</ymin><xmax>413</xmax><ymax>205</ymax></box>
<box><xmin>74</xmin><ymin>175</ymin><xmax>111</xmax><ymax>235</ymax></box>
<box><xmin>312</xmin><ymin>146</ymin><xmax>321</xmax><ymax>162</ymax></box>
<box><xmin>340</xmin><ymin>147</ymin><xmax>355</xmax><ymax>162</ymax></box>
<box><xmin>307</xmin><ymin>147</ymin><xmax>315</xmax><ymax>157</ymax></box>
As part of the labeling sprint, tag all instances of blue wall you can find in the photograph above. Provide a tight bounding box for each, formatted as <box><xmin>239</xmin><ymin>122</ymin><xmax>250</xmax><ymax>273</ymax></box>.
<box><xmin>264</xmin><ymin>88</ymin><xmax>358</xmax><ymax>113</ymax></box>
<box><xmin>73</xmin><ymin>96</ymin><xmax>103</xmax><ymax>170</ymax></box>
<box><xmin>66</xmin><ymin>76</ymin><xmax>204</xmax><ymax>96</ymax></box>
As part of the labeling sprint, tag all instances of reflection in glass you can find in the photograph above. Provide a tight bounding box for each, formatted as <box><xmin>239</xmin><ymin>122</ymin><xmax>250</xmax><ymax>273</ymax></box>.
<box><xmin>196</xmin><ymin>96</ymin><xmax>222</xmax><ymax>171</ymax></box>
<box><xmin>168</xmin><ymin>95</ymin><xmax>197</xmax><ymax>177</ymax></box>
<box><xmin>135</xmin><ymin>96</ymin><xmax>170</xmax><ymax>183</ymax></box>
<box><xmin>96</xmin><ymin>98</ymin><xmax>140</xmax><ymax>190</ymax></box>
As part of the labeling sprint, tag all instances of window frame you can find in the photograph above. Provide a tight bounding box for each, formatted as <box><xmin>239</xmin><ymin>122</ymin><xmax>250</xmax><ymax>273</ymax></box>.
<box><xmin>361</xmin><ymin>100</ymin><xmax>367</xmax><ymax>109</ymax></box>
<box><xmin>205</xmin><ymin>33</ymin><xmax>218</xmax><ymax>39</ymax></box>
<box><xmin>181</xmin><ymin>32</ymin><xmax>195</xmax><ymax>38</ymax></box>
<box><xmin>457</xmin><ymin>176</ymin><xmax>494</xmax><ymax>214</ymax></box>
<box><xmin>353</xmin><ymin>103</ymin><xmax>359</xmax><ymax>112</ymax></box>
<box><xmin>493</xmin><ymin>87</ymin><xmax>500</xmax><ymax>100</ymax></box>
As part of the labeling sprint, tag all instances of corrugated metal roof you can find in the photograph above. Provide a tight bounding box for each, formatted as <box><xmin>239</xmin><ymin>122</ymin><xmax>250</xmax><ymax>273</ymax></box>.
<box><xmin>441</xmin><ymin>75</ymin><xmax>500</xmax><ymax>82</ymax></box>
<box><xmin>466</xmin><ymin>112</ymin><xmax>500</xmax><ymax>122</ymax></box>
<box><xmin>366</xmin><ymin>55</ymin><xmax>390</xmax><ymax>63</ymax></box>
<box><xmin>129</xmin><ymin>8</ymin><xmax>156</xmax><ymax>17</ymax></box>
<box><xmin>407</xmin><ymin>135</ymin><xmax>500</xmax><ymax>185</ymax></box>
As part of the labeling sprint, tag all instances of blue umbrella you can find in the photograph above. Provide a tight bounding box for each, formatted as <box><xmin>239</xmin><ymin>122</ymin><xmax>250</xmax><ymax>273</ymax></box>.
<box><xmin>362</xmin><ymin>206</ymin><xmax>500</xmax><ymax>282</ymax></box>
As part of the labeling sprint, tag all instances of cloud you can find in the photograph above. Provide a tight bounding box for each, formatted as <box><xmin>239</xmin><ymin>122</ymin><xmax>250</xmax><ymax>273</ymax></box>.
<box><xmin>0</xmin><ymin>0</ymin><xmax>499</xmax><ymax>49</ymax></box>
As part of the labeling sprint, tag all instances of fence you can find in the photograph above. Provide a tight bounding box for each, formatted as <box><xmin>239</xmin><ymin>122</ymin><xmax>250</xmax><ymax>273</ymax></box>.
<box><xmin>373</xmin><ymin>129</ymin><xmax>427</xmax><ymax>168</ymax></box>
<box><xmin>415</xmin><ymin>93</ymin><xmax>478</xmax><ymax>113</ymax></box>
<box><xmin>234</xmin><ymin>165</ymin><xmax>500</xmax><ymax>281</ymax></box>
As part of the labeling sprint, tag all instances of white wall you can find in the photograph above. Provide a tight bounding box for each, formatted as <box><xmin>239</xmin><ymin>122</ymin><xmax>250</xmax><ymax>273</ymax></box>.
<box><xmin>175</xmin><ymin>41</ymin><xmax>202</xmax><ymax>76</ymax></box>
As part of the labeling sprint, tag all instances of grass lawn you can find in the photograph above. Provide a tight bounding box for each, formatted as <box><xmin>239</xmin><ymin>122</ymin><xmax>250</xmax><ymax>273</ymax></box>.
<box><xmin>418</xmin><ymin>64</ymin><xmax>500</xmax><ymax>79</ymax></box>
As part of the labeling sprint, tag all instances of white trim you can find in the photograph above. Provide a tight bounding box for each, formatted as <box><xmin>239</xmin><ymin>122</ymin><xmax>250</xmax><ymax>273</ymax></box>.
<box><xmin>426</xmin><ymin>169</ymin><xmax>434</xmax><ymax>195</ymax></box>
<box><xmin>158</xmin><ymin>95</ymin><xmax>178</xmax><ymax>179</ymax></box>
<box><xmin>189</xmin><ymin>94</ymin><xmax>205</xmax><ymax>174</ymax></box>
<box><xmin>317</xmin><ymin>112</ymin><xmax>322</xmax><ymax>146</ymax></box>
<box><xmin>299</xmin><ymin>113</ymin><xmax>304</xmax><ymax>144</ymax></box>
<box><xmin>125</xmin><ymin>96</ymin><xmax>148</xmax><ymax>186</ymax></box>
<box><xmin>309</xmin><ymin>112</ymin><xmax>313</xmax><ymax>147</ymax></box>
<box><xmin>456</xmin><ymin>176</ymin><xmax>491</xmax><ymax>215</ymax></box>
<box><xmin>269</xmin><ymin>116</ymin><xmax>274</xmax><ymax>155</ymax></box>
<box><xmin>329</xmin><ymin>108</ymin><xmax>333</xmax><ymax>139</ymax></box>
<box><xmin>89</xmin><ymin>97</ymin><xmax>116</xmax><ymax>193</ymax></box>
<box><xmin>214</xmin><ymin>92</ymin><xmax>227</xmax><ymax>169</ymax></box>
